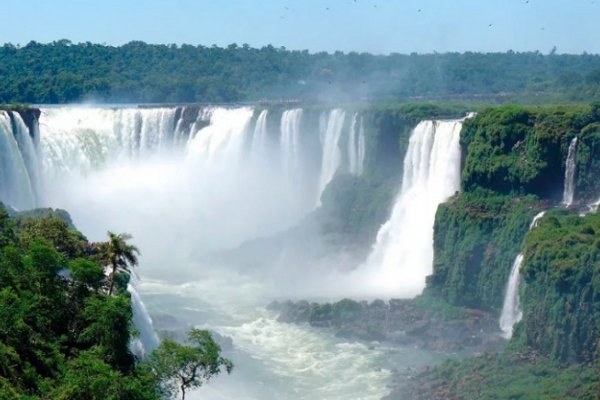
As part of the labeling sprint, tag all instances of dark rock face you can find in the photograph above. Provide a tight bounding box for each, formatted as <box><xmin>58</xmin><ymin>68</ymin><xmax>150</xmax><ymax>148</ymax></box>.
<box><xmin>268</xmin><ymin>298</ymin><xmax>505</xmax><ymax>354</ymax></box>
<box><xmin>16</xmin><ymin>108</ymin><xmax>41</xmax><ymax>137</ymax></box>
<box><xmin>173</xmin><ymin>105</ymin><xmax>210</xmax><ymax>138</ymax></box>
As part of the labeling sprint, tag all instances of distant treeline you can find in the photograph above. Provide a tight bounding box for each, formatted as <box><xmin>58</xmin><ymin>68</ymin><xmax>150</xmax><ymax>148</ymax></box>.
<box><xmin>1</xmin><ymin>40</ymin><xmax>600</xmax><ymax>104</ymax></box>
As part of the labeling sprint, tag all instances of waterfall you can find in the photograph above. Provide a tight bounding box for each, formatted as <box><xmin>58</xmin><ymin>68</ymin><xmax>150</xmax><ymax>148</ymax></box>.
<box><xmin>280</xmin><ymin>109</ymin><xmax>303</xmax><ymax>180</ymax></box>
<box><xmin>39</xmin><ymin>107</ymin><xmax>181</xmax><ymax>179</ymax></box>
<box><xmin>348</xmin><ymin>114</ymin><xmax>358</xmax><ymax>175</ymax></box>
<box><xmin>562</xmin><ymin>137</ymin><xmax>578</xmax><ymax>207</ymax></box>
<box><xmin>357</xmin><ymin>118</ymin><xmax>366</xmax><ymax>176</ymax></box>
<box><xmin>186</xmin><ymin>107</ymin><xmax>252</xmax><ymax>168</ymax></box>
<box><xmin>251</xmin><ymin>110</ymin><xmax>269</xmax><ymax>161</ymax></box>
<box><xmin>128</xmin><ymin>275</ymin><xmax>160</xmax><ymax>358</ymax></box>
<box><xmin>499</xmin><ymin>254</ymin><xmax>525</xmax><ymax>339</ymax></box>
<box><xmin>499</xmin><ymin>210</ymin><xmax>546</xmax><ymax>339</ymax></box>
<box><xmin>585</xmin><ymin>198</ymin><xmax>600</xmax><ymax>215</ymax></box>
<box><xmin>316</xmin><ymin>109</ymin><xmax>346</xmax><ymax>206</ymax></box>
<box><xmin>529</xmin><ymin>211</ymin><xmax>546</xmax><ymax>229</ymax></box>
<box><xmin>0</xmin><ymin>111</ymin><xmax>36</xmax><ymax>210</ymax></box>
<box><xmin>12</xmin><ymin>113</ymin><xmax>41</xmax><ymax>199</ymax></box>
<box><xmin>5</xmin><ymin>104</ymin><xmax>383</xmax><ymax>289</ymax></box>
<box><xmin>361</xmin><ymin>119</ymin><xmax>463</xmax><ymax>296</ymax></box>
<box><xmin>6</xmin><ymin>106</ymin><xmax>364</xmax><ymax>219</ymax></box>
<box><xmin>36</xmin><ymin>106</ymin><xmax>339</xmax><ymax>251</ymax></box>
<box><xmin>347</xmin><ymin>114</ymin><xmax>366</xmax><ymax>176</ymax></box>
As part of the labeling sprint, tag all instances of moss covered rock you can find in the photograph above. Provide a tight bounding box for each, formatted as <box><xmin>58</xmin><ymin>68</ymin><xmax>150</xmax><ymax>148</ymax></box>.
<box><xmin>516</xmin><ymin>209</ymin><xmax>600</xmax><ymax>363</ymax></box>
<box><xmin>428</xmin><ymin>191</ymin><xmax>541</xmax><ymax>311</ymax></box>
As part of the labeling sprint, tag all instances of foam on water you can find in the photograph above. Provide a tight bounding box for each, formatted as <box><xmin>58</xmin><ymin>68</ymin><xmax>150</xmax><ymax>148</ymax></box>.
<box><xmin>1</xmin><ymin>105</ymin><xmax>462</xmax><ymax>399</ymax></box>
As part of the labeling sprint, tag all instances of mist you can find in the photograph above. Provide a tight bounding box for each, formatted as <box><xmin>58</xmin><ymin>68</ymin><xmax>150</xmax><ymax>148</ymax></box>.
<box><xmin>0</xmin><ymin>103</ymin><xmax>475</xmax><ymax>399</ymax></box>
<box><xmin>34</xmin><ymin>105</ymin><xmax>380</xmax><ymax>300</ymax></box>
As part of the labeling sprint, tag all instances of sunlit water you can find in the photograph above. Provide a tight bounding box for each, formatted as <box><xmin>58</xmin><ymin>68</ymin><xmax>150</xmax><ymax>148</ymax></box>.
<box><xmin>0</xmin><ymin>105</ymin><xmax>457</xmax><ymax>399</ymax></box>
<box><xmin>138</xmin><ymin>276</ymin><xmax>446</xmax><ymax>400</ymax></box>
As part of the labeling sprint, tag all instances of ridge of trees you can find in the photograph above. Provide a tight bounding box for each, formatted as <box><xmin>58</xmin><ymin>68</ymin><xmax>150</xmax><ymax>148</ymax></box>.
<box><xmin>1</xmin><ymin>40</ymin><xmax>600</xmax><ymax>104</ymax></box>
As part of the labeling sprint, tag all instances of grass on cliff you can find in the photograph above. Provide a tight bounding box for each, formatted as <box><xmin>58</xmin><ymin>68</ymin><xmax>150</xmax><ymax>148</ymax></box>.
<box><xmin>411</xmin><ymin>351</ymin><xmax>599</xmax><ymax>400</ymax></box>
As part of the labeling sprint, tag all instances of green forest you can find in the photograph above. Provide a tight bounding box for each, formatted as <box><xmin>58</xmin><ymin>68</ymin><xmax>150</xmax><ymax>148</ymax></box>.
<box><xmin>1</xmin><ymin>40</ymin><xmax>600</xmax><ymax>104</ymax></box>
<box><xmin>0</xmin><ymin>206</ymin><xmax>231</xmax><ymax>399</ymax></box>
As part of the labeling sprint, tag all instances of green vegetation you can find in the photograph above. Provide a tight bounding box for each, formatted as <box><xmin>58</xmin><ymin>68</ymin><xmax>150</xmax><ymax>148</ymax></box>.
<box><xmin>407</xmin><ymin>352</ymin><xmax>599</xmax><ymax>400</ymax></box>
<box><xmin>430</xmin><ymin>103</ymin><xmax>600</xmax><ymax>312</ymax></box>
<box><xmin>147</xmin><ymin>329</ymin><xmax>233</xmax><ymax>400</ymax></box>
<box><xmin>516</xmin><ymin>209</ymin><xmax>600</xmax><ymax>363</ymax></box>
<box><xmin>1</xmin><ymin>41</ymin><xmax>600</xmax><ymax>103</ymax></box>
<box><xmin>0</xmin><ymin>207</ymin><xmax>156</xmax><ymax>399</ymax></box>
<box><xmin>576</xmin><ymin>120</ymin><xmax>600</xmax><ymax>200</ymax></box>
<box><xmin>412</xmin><ymin>103</ymin><xmax>600</xmax><ymax>399</ymax></box>
<box><xmin>318</xmin><ymin>103</ymin><xmax>469</xmax><ymax>249</ymax></box>
<box><xmin>428</xmin><ymin>191</ymin><xmax>540</xmax><ymax>311</ymax></box>
<box><xmin>461</xmin><ymin>103</ymin><xmax>600</xmax><ymax>200</ymax></box>
<box><xmin>103</xmin><ymin>232</ymin><xmax>139</xmax><ymax>296</ymax></box>
<box><xmin>0</xmin><ymin>206</ymin><xmax>231</xmax><ymax>399</ymax></box>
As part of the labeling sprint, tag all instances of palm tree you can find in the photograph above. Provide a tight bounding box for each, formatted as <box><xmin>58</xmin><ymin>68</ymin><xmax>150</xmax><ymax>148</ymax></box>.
<box><xmin>104</xmin><ymin>231</ymin><xmax>139</xmax><ymax>296</ymax></box>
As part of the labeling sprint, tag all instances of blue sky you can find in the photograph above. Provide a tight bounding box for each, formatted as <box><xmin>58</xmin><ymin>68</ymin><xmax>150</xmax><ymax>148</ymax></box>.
<box><xmin>2</xmin><ymin>0</ymin><xmax>599</xmax><ymax>54</ymax></box>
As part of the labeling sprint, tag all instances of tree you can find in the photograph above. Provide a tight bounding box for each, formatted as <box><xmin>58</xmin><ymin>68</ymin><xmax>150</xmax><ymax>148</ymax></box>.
<box><xmin>0</xmin><ymin>210</ymin><xmax>160</xmax><ymax>397</ymax></box>
<box><xmin>69</xmin><ymin>258</ymin><xmax>105</xmax><ymax>291</ymax></box>
<box><xmin>103</xmin><ymin>232</ymin><xmax>139</xmax><ymax>296</ymax></box>
<box><xmin>79</xmin><ymin>295</ymin><xmax>135</xmax><ymax>371</ymax></box>
<box><xmin>17</xmin><ymin>215</ymin><xmax>86</xmax><ymax>258</ymax></box>
<box><xmin>49</xmin><ymin>350</ymin><xmax>160</xmax><ymax>400</ymax></box>
<box><xmin>146</xmin><ymin>329</ymin><xmax>233</xmax><ymax>400</ymax></box>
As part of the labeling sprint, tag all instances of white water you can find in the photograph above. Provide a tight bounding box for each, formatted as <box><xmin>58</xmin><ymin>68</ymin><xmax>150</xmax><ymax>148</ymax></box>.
<box><xmin>138</xmin><ymin>277</ymin><xmax>445</xmax><ymax>400</ymax></box>
<box><xmin>0</xmin><ymin>111</ymin><xmax>36</xmax><ymax>210</ymax></box>
<box><xmin>500</xmin><ymin>148</ymin><xmax>584</xmax><ymax>338</ymax></box>
<box><xmin>499</xmin><ymin>210</ymin><xmax>546</xmax><ymax>339</ymax></box>
<box><xmin>356</xmin><ymin>120</ymin><xmax>463</xmax><ymax>297</ymax></box>
<box><xmin>37</xmin><ymin>107</ymin><xmax>328</xmax><ymax>253</ymax></box>
<box><xmin>12</xmin><ymin>113</ymin><xmax>41</xmax><ymax>200</ymax></box>
<box><xmin>280</xmin><ymin>109</ymin><xmax>303</xmax><ymax>181</ymax></box>
<box><xmin>39</xmin><ymin>107</ymin><xmax>180</xmax><ymax>180</ymax></box>
<box><xmin>498</xmin><ymin>254</ymin><xmax>525</xmax><ymax>339</ymax></box>
<box><xmin>1</xmin><ymin>105</ymin><xmax>430</xmax><ymax>400</ymax></box>
<box><xmin>128</xmin><ymin>275</ymin><xmax>160</xmax><ymax>358</ymax></box>
<box><xmin>529</xmin><ymin>211</ymin><xmax>547</xmax><ymax>229</ymax></box>
<box><xmin>347</xmin><ymin>114</ymin><xmax>366</xmax><ymax>177</ymax></box>
<box><xmin>562</xmin><ymin>137</ymin><xmax>578</xmax><ymax>207</ymax></box>
<box><xmin>0</xmin><ymin>105</ymin><xmax>464</xmax><ymax>399</ymax></box>
<box><xmin>357</xmin><ymin>118</ymin><xmax>366</xmax><ymax>176</ymax></box>
<box><xmin>585</xmin><ymin>198</ymin><xmax>600</xmax><ymax>215</ymax></box>
<box><xmin>250</xmin><ymin>110</ymin><xmax>269</xmax><ymax>163</ymax></box>
<box><xmin>316</xmin><ymin>109</ymin><xmax>346</xmax><ymax>206</ymax></box>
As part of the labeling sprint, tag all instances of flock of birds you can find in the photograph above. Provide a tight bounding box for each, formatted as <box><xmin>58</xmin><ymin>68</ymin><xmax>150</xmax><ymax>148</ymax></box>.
<box><xmin>277</xmin><ymin>0</ymin><xmax>597</xmax><ymax>34</ymax></box>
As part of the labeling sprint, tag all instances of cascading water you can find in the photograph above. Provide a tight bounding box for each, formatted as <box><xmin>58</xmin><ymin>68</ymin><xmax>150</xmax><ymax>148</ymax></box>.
<box><xmin>316</xmin><ymin>109</ymin><xmax>346</xmax><ymax>206</ymax></box>
<box><xmin>128</xmin><ymin>275</ymin><xmax>160</xmax><ymax>358</ymax></box>
<box><xmin>499</xmin><ymin>210</ymin><xmax>546</xmax><ymax>338</ymax></box>
<box><xmin>586</xmin><ymin>198</ymin><xmax>600</xmax><ymax>214</ymax></box>
<box><xmin>499</xmin><ymin>254</ymin><xmax>525</xmax><ymax>339</ymax></box>
<box><xmin>500</xmin><ymin>139</ymin><xmax>581</xmax><ymax>338</ymax></box>
<box><xmin>500</xmin><ymin>145</ymin><xmax>580</xmax><ymax>338</ymax></box>
<box><xmin>562</xmin><ymin>137</ymin><xmax>578</xmax><ymax>207</ymax></box>
<box><xmin>2</xmin><ymin>105</ymin><xmax>448</xmax><ymax>400</ymax></box>
<box><xmin>280</xmin><ymin>108</ymin><xmax>303</xmax><ymax>181</ymax></box>
<box><xmin>39</xmin><ymin>107</ymin><xmax>181</xmax><ymax>180</ymax></box>
<box><xmin>357</xmin><ymin>119</ymin><xmax>366</xmax><ymax>176</ymax></box>
<box><xmin>0</xmin><ymin>111</ymin><xmax>36</xmax><ymax>210</ymax></box>
<box><xmin>357</xmin><ymin>120</ymin><xmax>463</xmax><ymax>297</ymax></box>
<box><xmin>12</xmin><ymin>113</ymin><xmax>41</xmax><ymax>199</ymax></box>
<box><xmin>347</xmin><ymin>113</ymin><xmax>366</xmax><ymax>176</ymax></box>
<box><xmin>250</xmin><ymin>109</ymin><xmax>269</xmax><ymax>162</ymax></box>
<box><xmin>186</xmin><ymin>107</ymin><xmax>252</xmax><ymax>169</ymax></box>
<box><xmin>500</xmin><ymin>142</ymin><xmax>582</xmax><ymax>337</ymax></box>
